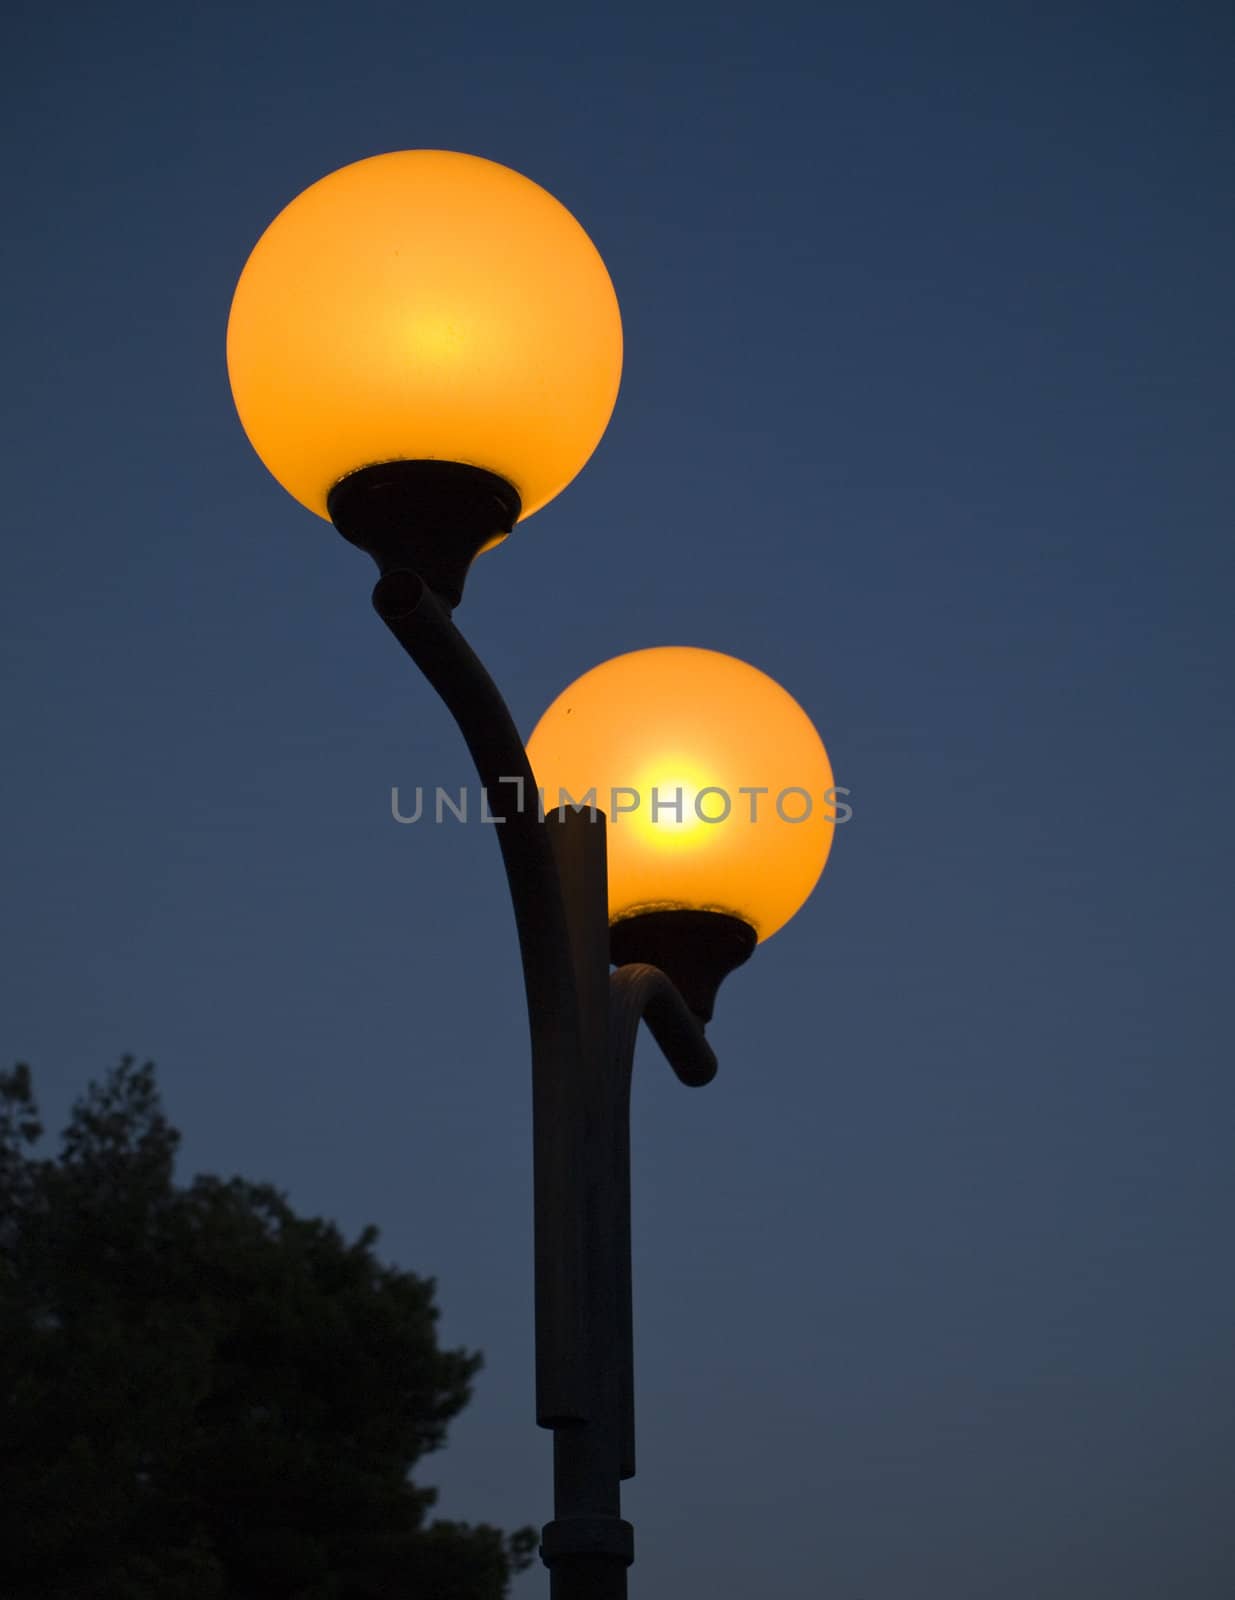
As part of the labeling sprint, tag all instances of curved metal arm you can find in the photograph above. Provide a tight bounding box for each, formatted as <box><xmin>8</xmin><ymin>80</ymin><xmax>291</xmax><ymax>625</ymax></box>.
<box><xmin>606</xmin><ymin>963</ymin><xmax>718</xmax><ymax>1481</ymax></box>
<box><xmin>371</xmin><ymin>568</ymin><xmax>591</xmax><ymax>1426</ymax></box>
<box><xmin>609</xmin><ymin>964</ymin><xmax>718</xmax><ymax>1089</ymax></box>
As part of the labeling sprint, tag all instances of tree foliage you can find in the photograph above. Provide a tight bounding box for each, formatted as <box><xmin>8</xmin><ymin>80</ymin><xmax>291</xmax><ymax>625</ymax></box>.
<box><xmin>0</xmin><ymin>1059</ymin><xmax>536</xmax><ymax>1599</ymax></box>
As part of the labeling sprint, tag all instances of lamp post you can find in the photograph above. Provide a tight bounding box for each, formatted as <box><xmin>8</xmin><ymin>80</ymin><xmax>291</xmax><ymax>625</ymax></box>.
<box><xmin>227</xmin><ymin>149</ymin><xmax>836</xmax><ymax>1597</ymax></box>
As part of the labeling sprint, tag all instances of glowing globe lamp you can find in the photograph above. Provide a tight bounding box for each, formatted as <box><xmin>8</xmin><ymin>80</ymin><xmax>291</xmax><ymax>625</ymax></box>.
<box><xmin>226</xmin><ymin>150</ymin><xmax>623</xmax><ymax>602</ymax></box>
<box><xmin>528</xmin><ymin>647</ymin><xmax>837</xmax><ymax>1019</ymax></box>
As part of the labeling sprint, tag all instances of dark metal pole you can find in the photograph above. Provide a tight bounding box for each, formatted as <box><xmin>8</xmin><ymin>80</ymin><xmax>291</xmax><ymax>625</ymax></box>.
<box><xmin>540</xmin><ymin>819</ymin><xmax>720</xmax><ymax>1588</ymax></box>
<box><xmin>371</xmin><ymin>577</ymin><xmax>633</xmax><ymax>1594</ymax></box>
<box><xmin>543</xmin><ymin>807</ymin><xmax>633</xmax><ymax>1596</ymax></box>
<box><xmin>371</xmin><ymin>570</ymin><xmax>592</xmax><ymax>1429</ymax></box>
<box><xmin>368</xmin><ymin>567</ymin><xmax>721</xmax><ymax>1598</ymax></box>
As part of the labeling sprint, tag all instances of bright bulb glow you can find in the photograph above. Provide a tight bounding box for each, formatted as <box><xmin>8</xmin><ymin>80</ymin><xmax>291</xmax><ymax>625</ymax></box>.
<box><xmin>527</xmin><ymin>648</ymin><xmax>837</xmax><ymax>941</ymax></box>
<box><xmin>226</xmin><ymin>150</ymin><xmax>622</xmax><ymax>525</ymax></box>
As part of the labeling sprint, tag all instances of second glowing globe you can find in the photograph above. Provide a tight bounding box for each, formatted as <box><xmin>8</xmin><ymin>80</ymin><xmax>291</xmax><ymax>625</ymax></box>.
<box><xmin>528</xmin><ymin>647</ymin><xmax>837</xmax><ymax>941</ymax></box>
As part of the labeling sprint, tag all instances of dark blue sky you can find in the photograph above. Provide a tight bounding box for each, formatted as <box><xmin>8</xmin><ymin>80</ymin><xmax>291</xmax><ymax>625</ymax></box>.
<box><xmin>4</xmin><ymin>3</ymin><xmax>1233</xmax><ymax>1595</ymax></box>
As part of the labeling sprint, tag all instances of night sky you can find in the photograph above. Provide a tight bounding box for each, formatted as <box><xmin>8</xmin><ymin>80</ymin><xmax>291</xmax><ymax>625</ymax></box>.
<box><xmin>4</xmin><ymin>4</ymin><xmax>1234</xmax><ymax>1596</ymax></box>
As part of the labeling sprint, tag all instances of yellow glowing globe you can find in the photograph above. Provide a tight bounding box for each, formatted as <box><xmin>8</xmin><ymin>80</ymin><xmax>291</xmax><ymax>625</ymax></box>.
<box><xmin>527</xmin><ymin>647</ymin><xmax>837</xmax><ymax>941</ymax></box>
<box><xmin>226</xmin><ymin>150</ymin><xmax>623</xmax><ymax>524</ymax></box>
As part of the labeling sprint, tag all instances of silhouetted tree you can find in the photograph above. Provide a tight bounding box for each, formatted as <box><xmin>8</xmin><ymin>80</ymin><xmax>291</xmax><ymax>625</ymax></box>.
<box><xmin>0</xmin><ymin>1058</ymin><xmax>536</xmax><ymax>1599</ymax></box>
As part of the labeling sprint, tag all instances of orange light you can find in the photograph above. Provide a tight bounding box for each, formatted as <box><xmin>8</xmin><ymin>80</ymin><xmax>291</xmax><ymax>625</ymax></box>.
<box><xmin>527</xmin><ymin>648</ymin><xmax>837</xmax><ymax>941</ymax></box>
<box><xmin>226</xmin><ymin>150</ymin><xmax>622</xmax><ymax>526</ymax></box>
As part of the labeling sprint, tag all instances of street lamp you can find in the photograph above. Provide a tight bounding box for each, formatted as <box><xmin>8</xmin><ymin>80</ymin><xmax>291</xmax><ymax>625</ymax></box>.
<box><xmin>529</xmin><ymin>645</ymin><xmax>837</xmax><ymax>1020</ymax></box>
<box><xmin>227</xmin><ymin>150</ymin><xmax>835</xmax><ymax>1598</ymax></box>
<box><xmin>227</xmin><ymin>148</ymin><xmax>622</xmax><ymax>601</ymax></box>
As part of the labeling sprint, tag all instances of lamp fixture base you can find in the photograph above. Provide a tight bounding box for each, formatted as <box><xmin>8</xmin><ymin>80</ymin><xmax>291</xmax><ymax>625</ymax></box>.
<box><xmin>327</xmin><ymin>460</ymin><xmax>521</xmax><ymax>609</ymax></box>
<box><xmin>609</xmin><ymin>910</ymin><xmax>757</xmax><ymax>1025</ymax></box>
